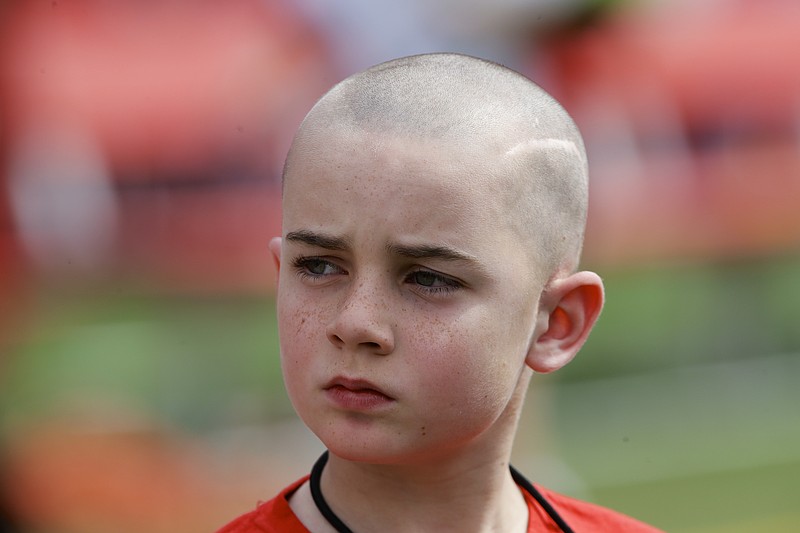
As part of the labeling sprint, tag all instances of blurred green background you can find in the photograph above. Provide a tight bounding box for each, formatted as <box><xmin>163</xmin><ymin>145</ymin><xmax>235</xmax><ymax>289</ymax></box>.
<box><xmin>2</xmin><ymin>0</ymin><xmax>799</xmax><ymax>531</ymax></box>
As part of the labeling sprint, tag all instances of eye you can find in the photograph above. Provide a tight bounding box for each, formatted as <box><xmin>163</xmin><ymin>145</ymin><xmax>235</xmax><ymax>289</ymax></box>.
<box><xmin>293</xmin><ymin>257</ymin><xmax>346</xmax><ymax>281</ymax></box>
<box><xmin>411</xmin><ymin>270</ymin><xmax>440</xmax><ymax>287</ymax></box>
<box><xmin>406</xmin><ymin>269</ymin><xmax>463</xmax><ymax>296</ymax></box>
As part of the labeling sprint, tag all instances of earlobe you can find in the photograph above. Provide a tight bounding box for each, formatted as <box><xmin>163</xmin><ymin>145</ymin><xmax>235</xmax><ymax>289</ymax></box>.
<box><xmin>526</xmin><ymin>271</ymin><xmax>604</xmax><ymax>373</ymax></box>
<box><xmin>268</xmin><ymin>237</ymin><xmax>282</xmax><ymax>282</ymax></box>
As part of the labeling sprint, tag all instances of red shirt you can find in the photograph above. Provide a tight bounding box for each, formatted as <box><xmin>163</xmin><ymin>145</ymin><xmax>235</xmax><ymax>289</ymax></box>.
<box><xmin>217</xmin><ymin>476</ymin><xmax>662</xmax><ymax>532</ymax></box>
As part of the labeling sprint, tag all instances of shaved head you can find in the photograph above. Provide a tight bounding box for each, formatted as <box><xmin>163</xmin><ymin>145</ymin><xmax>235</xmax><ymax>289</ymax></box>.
<box><xmin>283</xmin><ymin>53</ymin><xmax>589</xmax><ymax>280</ymax></box>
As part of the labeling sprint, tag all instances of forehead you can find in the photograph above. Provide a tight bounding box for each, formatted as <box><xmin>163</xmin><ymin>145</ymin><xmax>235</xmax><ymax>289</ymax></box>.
<box><xmin>284</xmin><ymin>128</ymin><xmax>511</xmax><ymax>229</ymax></box>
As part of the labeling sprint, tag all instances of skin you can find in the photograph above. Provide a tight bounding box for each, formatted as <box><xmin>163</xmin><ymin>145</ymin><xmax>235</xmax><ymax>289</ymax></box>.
<box><xmin>269</xmin><ymin>127</ymin><xmax>604</xmax><ymax>532</ymax></box>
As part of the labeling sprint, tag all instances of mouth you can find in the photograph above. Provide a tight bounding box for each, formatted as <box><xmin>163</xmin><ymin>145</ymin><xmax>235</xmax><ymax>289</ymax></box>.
<box><xmin>325</xmin><ymin>376</ymin><xmax>392</xmax><ymax>397</ymax></box>
<box><xmin>324</xmin><ymin>376</ymin><xmax>395</xmax><ymax>410</ymax></box>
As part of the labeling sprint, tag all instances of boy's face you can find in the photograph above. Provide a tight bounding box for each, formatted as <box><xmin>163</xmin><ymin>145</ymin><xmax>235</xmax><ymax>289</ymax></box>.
<box><xmin>274</xmin><ymin>130</ymin><xmax>546</xmax><ymax>464</ymax></box>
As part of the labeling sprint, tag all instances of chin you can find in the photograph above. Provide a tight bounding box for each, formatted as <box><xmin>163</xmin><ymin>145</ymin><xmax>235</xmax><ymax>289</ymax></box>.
<box><xmin>318</xmin><ymin>430</ymin><xmax>418</xmax><ymax>465</ymax></box>
<box><xmin>322</xmin><ymin>435</ymin><xmax>402</xmax><ymax>464</ymax></box>
<box><xmin>323</xmin><ymin>431</ymin><xmax>468</xmax><ymax>467</ymax></box>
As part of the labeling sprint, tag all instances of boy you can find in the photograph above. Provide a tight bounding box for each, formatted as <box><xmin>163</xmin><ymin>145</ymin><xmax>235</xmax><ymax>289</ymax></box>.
<box><xmin>218</xmin><ymin>53</ymin><xmax>661</xmax><ymax>532</ymax></box>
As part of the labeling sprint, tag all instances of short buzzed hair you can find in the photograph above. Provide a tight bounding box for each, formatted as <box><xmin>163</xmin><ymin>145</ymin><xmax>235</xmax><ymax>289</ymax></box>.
<box><xmin>283</xmin><ymin>53</ymin><xmax>589</xmax><ymax>280</ymax></box>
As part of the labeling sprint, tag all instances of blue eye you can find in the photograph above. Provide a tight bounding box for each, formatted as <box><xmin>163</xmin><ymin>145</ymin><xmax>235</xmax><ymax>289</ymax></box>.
<box><xmin>293</xmin><ymin>257</ymin><xmax>345</xmax><ymax>280</ymax></box>
<box><xmin>407</xmin><ymin>269</ymin><xmax>462</xmax><ymax>295</ymax></box>
<box><xmin>411</xmin><ymin>270</ymin><xmax>438</xmax><ymax>287</ymax></box>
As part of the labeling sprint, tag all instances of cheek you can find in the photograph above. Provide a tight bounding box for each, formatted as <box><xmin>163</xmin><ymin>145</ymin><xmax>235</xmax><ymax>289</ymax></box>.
<box><xmin>277</xmin><ymin>297</ymin><xmax>335</xmax><ymax>434</ymax></box>
<box><xmin>406</xmin><ymin>314</ymin><xmax>523</xmax><ymax>421</ymax></box>
<box><xmin>276</xmin><ymin>291</ymin><xmax>327</xmax><ymax>385</ymax></box>
<box><xmin>277</xmin><ymin>282</ymin><xmax>328</xmax><ymax>347</ymax></box>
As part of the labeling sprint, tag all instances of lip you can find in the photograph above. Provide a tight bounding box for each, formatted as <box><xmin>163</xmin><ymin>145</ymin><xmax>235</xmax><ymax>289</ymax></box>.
<box><xmin>323</xmin><ymin>376</ymin><xmax>395</xmax><ymax>411</ymax></box>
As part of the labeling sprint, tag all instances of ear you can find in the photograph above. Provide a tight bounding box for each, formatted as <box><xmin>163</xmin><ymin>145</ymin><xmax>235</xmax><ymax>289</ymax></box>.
<box><xmin>526</xmin><ymin>271</ymin><xmax>604</xmax><ymax>374</ymax></box>
<box><xmin>268</xmin><ymin>237</ymin><xmax>282</xmax><ymax>282</ymax></box>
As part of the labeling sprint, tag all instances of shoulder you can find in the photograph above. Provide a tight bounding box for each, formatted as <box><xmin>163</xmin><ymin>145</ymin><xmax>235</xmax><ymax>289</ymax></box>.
<box><xmin>531</xmin><ymin>485</ymin><xmax>664</xmax><ymax>532</ymax></box>
<box><xmin>215</xmin><ymin>477</ymin><xmax>310</xmax><ymax>533</ymax></box>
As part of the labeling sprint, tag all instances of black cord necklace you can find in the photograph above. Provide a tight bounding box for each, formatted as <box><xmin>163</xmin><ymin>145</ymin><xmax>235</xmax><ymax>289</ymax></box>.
<box><xmin>309</xmin><ymin>452</ymin><xmax>354</xmax><ymax>533</ymax></box>
<box><xmin>309</xmin><ymin>451</ymin><xmax>574</xmax><ymax>533</ymax></box>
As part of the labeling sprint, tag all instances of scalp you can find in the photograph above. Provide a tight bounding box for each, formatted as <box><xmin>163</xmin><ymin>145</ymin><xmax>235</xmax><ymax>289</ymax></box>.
<box><xmin>284</xmin><ymin>53</ymin><xmax>589</xmax><ymax>280</ymax></box>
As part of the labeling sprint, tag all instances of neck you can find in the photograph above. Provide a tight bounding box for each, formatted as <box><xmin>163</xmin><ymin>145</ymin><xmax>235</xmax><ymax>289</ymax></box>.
<box><xmin>322</xmin><ymin>448</ymin><xmax>527</xmax><ymax>533</ymax></box>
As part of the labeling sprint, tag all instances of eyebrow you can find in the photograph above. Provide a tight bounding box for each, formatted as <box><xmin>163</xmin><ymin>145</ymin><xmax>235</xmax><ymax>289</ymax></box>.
<box><xmin>285</xmin><ymin>230</ymin><xmax>351</xmax><ymax>251</ymax></box>
<box><xmin>387</xmin><ymin>243</ymin><xmax>478</xmax><ymax>264</ymax></box>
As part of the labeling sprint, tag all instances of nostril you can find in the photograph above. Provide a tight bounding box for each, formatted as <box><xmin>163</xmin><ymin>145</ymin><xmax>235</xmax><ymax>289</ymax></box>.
<box><xmin>328</xmin><ymin>332</ymin><xmax>345</xmax><ymax>347</ymax></box>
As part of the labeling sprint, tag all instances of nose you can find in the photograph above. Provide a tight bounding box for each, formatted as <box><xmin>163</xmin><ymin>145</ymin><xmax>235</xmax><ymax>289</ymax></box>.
<box><xmin>326</xmin><ymin>280</ymin><xmax>395</xmax><ymax>355</ymax></box>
